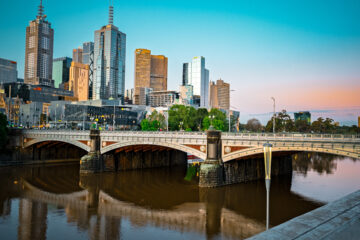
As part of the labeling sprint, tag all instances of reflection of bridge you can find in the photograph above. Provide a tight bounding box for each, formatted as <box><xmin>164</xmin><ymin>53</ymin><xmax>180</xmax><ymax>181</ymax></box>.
<box><xmin>18</xmin><ymin>130</ymin><xmax>360</xmax><ymax>160</ymax></box>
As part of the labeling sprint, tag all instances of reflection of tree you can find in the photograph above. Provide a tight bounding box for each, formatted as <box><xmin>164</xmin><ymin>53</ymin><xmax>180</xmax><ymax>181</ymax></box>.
<box><xmin>292</xmin><ymin>152</ymin><xmax>350</xmax><ymax>176</ymax></box>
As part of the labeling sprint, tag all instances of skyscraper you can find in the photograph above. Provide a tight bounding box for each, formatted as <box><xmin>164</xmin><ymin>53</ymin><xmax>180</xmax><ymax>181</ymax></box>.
<box><xmin>93</xmin><ymin>4</ymin><xmax>126</xmax><ymax>100</ymax></box>
<box><xmin>0</xmin><ymin>58</ymin><xmax>17</xmax><ymax>84</ymax></box>
<box><xmin>52</xmin><ymin>57</ymin><xmax>72</xmax><ymax>88</ymax></box>
<box><xmin>82</xmin><ymin>42</ymin><xmax>94</xmax><ymax>65</ymax></box>
<box><xmin>134</xmin><ymin>49</ymin><xmax>168</xmax><ymax>105</ymax></box>
<box><xmin>182</xmin><ymin>57</ymin><xmax>209</xmax><ymax>108</ymax></box>
<box><xmin>24</xmin><ymin>0</ymin><xmax>54</xmax><ymax>87</ymax></box>
<box><xmin>72</xmin><ymin>48</ymin><xmax>83</xmax><ymax>63</ymax></box>
<box><xmin>209</xmin><ymin>79</ymin><xmax>230</xmax><ymax>110</ymax></box>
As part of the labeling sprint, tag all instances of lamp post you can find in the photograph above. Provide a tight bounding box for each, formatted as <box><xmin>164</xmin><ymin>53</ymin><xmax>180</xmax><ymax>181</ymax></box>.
<box><xmin>209</xmin><ymin>115</ymin><xmax>215</xmax><ymax>130</ymax></box>
<box><xmin>263</xmin><ymin>142</ymin><xmax>273</xmax><ymax>230</ymax></box>
<box><xmin>271</xmin><ymin>97</ymin><xmax>275</xmax><ymax>133</ymax></box>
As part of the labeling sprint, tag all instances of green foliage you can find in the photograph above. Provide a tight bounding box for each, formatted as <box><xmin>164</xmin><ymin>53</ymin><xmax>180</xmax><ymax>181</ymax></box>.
<box><xmin>0</xmin><ymin>113</ymin><xmax>8</xmax><ymax>150</ymax></box>
<box><xmin>265</xmin><ymin>110</ymin><xmax>295</xmax><ymax>132</ymax></box>
<box><xmin>295</xmin><ymin>119</ymin><xmax>311</xmax><ymax>132</ymax></box>
<box><xmin>202</xmin><ymin>108</ymin><xmax>228</xmax><ymax>131</ymax></box>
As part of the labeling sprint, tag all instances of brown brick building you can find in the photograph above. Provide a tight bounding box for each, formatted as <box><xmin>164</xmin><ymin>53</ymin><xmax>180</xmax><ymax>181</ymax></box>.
<box><xmin>210</xmin><ymin>79</ymin><xmax>230</xmax><ymax>110</ymax></box>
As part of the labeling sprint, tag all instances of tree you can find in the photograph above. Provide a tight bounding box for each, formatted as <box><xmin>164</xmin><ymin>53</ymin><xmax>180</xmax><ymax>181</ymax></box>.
<box><xmin>245</xmin><ymin>118</ymin><xmax>262</xmax><ymax>132</ymax></box>
<box><xmin>295</xmin><ymin>119</ymin><xmax>311</xmax><ymax>133</ymax></box>
<box><xmin>202</xmin><ymin>108</ymin><xmax>228</xmax><ymax>131</ymax></box>
<box><xmin>0</xmin><ymin>113</ymin><xmax>8</xmax><ymax>150</ymax></box>
<box><xmin>265</xmin><ymin>110</ymin><xmax>294</xmax><ymax>132</ymax></box>
<box><xmin>148</xmin><ymin>110</ymin><xmax>166</xmax><ymax>130</ymax></box>
<box><xmin>140</xmin><ymin>119</ymin><xmax>151</xmax><ymax>131</ymax></box>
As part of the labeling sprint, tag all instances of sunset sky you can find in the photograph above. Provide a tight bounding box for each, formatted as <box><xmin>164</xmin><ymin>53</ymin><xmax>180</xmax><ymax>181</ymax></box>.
<box><xmin>0</xmin><ymin>0</ymin><xmax>359</xmax><ymax>123</ymax></box>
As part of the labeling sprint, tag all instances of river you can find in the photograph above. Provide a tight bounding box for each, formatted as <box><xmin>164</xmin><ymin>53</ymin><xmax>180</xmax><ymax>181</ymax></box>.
<box><xmin>0</xmin><ymin>152</ymin><xmax>359</xmax><ymax>240</ymax></box>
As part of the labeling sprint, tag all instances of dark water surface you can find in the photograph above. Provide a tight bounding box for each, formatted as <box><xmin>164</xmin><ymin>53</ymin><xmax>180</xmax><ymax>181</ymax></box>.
<box><xmin>0</xmin><ymin>153</ymin><xmax>359</xmax><ymax>240</ymax></box>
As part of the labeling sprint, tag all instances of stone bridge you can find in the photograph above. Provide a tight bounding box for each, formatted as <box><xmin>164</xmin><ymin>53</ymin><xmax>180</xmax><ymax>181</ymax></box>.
<box><xmin>17</xmin><ymin>130</ymin><xmax>360</xmax><ymax>160</ymax></box>
<box><xmin>11</xmin><ymin>129</ymin><xmax>360</xmax><ymax>187</ymax></box>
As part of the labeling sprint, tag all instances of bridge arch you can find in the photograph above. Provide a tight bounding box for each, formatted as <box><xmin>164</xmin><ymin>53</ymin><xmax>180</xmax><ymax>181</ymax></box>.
<box><xmin>101</xmin><ymin>141</ymin><xmax>206</xmax><ymax>160</ymax></box>
<box><xmin>223</xmin><ymin>146</ymin><xmax>360</xmax><ymax>162</ymax></box>
<box><xmin>24</xmin><ymin>138</ymin><xmax>90</xmax><ymax>152</ymax></box>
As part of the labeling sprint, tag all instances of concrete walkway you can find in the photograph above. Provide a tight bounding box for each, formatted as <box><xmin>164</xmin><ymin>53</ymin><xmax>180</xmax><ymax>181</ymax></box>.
<box><xmin>248</xmin><ymin>190</ymin><xmax>360</xmax><ymax>240</ymax></box>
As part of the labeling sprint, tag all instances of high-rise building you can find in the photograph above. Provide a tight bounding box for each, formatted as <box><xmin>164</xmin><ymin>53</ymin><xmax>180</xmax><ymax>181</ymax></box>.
<box><xmin>210</xmin><ymin>79</ymin><xmax>230</xmax><ymax>110</ymax></box>
<box><xmin>24</xmin><ymin>0</ymin><xmax>54</xmax><ymax>87</ymax></box>
<box><xmin>93</xmin><ymin>4</ymin><xmax>126</xmax><ymax>100</ymax></box>
<box><xmin>0</xmin><ymin>58</ymin><xmax>17</xmax><ymax>84</ymax></box>
<box><xmin>182</xmin><ymin>56</ymin><xmax>209</xmax><ymax>108</ymax></box>
<box><xmin>52</xmin><ymin>57</ymin><xmax>72</xmax><ymax>88</ymax></box>
<box><xmin>179</xmin><ymin>85</ymin><xmax>193</xmax><ymax>105</ymax></box>
<box><xmin>72</xmin><ymin>48</ymin><xmax>83</xmax><ymax>63</ymax></box>
<box><xmin>82</xmin><ymin>42</ymin><xmax>94</xmax><ymax>65</ymax></box>
<box><xmin>69</xmin><ymin>62</ymin><xmax>89</xmax><ymax>101</ymax></box>
<box><xmin>148</xmin><ymin>91</ymin><xmax>178</xmax><ymax>107</ymax></box>
<box><xmin>357</xmin><ymin>116</ymin><xmax>360</xmax><ymax>128</ymax></box>
<box><xmin>134</xmin><ymin>49</ymin><xmax>168</xmax><ymax>105</ymax></box>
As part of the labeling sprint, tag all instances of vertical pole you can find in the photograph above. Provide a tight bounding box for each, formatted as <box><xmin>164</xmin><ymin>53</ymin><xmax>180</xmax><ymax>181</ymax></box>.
<box><xmin>228</xmin><ymin>111</ymin><xmax>230</xmax><ymax>132</ymax></box>
<box><xmin>113</xmin><ymin>103</ymin><xmax>115</xmax><ymax>131</ymax></box>
<box><xmin>266</xmin><ymin>179</ymin><xmax>270</xmax><ymax>230</ymax></box>
<box><xmin>271</xmin><ymin>97</ymin><xmax>275</xmax><ymax>133</ymax></box>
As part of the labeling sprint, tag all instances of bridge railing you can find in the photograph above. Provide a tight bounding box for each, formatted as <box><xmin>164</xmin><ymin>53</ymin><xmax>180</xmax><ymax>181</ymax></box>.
<box><xmin>222</xmin><ymin>132</ymin><xmax>360</xmax><ymax>142</ymax></box>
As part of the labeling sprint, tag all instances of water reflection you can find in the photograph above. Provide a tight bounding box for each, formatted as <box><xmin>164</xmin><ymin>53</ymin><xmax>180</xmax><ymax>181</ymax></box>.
<box><xmin>0</xmin><ymin>153</ymin><xmax>359</xmax><ymax>240</ymax></box>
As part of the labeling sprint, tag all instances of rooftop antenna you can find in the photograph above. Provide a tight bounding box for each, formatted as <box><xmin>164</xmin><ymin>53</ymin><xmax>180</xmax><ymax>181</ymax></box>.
<box><xmin>38</xmin><ymin>0</ymin><xmax>44</xmax><ymax>19</ymax></box>
<box><xmin>109</xmin><ymin>0</ymin><xmax>114</xmax><ymax>25</ymax></box>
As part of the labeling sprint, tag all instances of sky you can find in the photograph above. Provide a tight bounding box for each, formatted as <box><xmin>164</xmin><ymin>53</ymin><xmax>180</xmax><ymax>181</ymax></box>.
<box><xmin>0</xmin><ymin>0</ymin><xmax>360</xmax><ymax>124</ymax></box>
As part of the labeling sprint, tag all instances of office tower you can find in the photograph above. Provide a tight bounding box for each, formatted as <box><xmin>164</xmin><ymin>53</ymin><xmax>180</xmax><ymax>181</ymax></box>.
<box><xmin>182</xmin><ymin>56</ymin><xmax>209</xmax><ymax>108</ymax></box>
<box><xmin>294</xmin><ymin>112</ymin><xmax>311</xmax><ymax>124</ymax></box>
<box><xmin>209</xmin><ymin>79</ymin><xmax>230</xmax><ymax>110</ymax></box>
<box><xmin>0</xmin><ymin>58</ymin><xmax>17</xmax><ymax>84</ymax></box>
<box><xmin>134</xmin><ymin>49</ymin><xmax>168</xmax><ymax>105</ymax></box>
<box><xmin>93</xmin><ymin>4</ymin><xmax>126</xmax><ymax>100</ymax></box>
<box><xmin>24</xmin><ymin>0</ymin><xmax>54</xmax><ymax>87</ymax></box>
<box><xmin>72</xmin><ymin>48</ymin><xmax>83</xmax><ymax>63</ymax></box>
<box><xmin>179</xmin><ymin>85</ymin><xmax>193</xmax><ymax>105</ymax></box>
<box><xmin>149</xmin><ymin>90</ymin><xmax>178</xmax><ymax>107</ymax></box>
<box><xmin>82</xmin><ymin>42</ymin><xmax>94</xmax><ymax>65</ymax></box>
<box><xmin>52</xmin><ymin>57</ymin><xmax>72</xmax><ymax>88</ymax></box>
<box><xmin>69</xmin><ymin>62</ymin><xmax>89</xmax><ymax>101</ymax></box>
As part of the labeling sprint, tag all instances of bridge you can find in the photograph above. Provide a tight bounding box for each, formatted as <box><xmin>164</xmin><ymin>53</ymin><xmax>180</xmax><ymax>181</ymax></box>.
<box><xmin>10</xmin><ymin>129</ymin><xmax>360</xmax><ymax>187</ymax></box>
<box><xmin>17</xmin><ymin>130</ymin><xmax>360</xmax><ymax>160</ymax></box>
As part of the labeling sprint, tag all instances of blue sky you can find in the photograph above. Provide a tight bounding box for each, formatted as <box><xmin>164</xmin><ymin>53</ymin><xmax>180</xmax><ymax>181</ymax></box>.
<box><xmin>0</xmin><ymin>0</ymin><xmax>360</xmax><ymax>123</ymax></box>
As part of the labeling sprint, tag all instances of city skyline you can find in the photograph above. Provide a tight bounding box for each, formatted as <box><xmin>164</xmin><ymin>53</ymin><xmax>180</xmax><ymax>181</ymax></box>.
<box><xmin>0</xmin><ymin>0</ymin><xmax>359</xmax><ymax>116</ymax></box>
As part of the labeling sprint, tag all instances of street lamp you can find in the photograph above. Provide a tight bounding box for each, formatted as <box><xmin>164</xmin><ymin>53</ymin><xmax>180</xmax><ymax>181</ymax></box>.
<box><xmin>263</xmin><ymin>142</ymin><xmax>273</xmax><ymax>230</ymax></box>
<box><xmin>209</xmin><ymin>115</ymin><xmax>215</xmax><ymax>130</ymax></box>
<box><xmin>271</xmin><ymin>97</ymin><xmax>275</xmax><ymax>134</ymax></box>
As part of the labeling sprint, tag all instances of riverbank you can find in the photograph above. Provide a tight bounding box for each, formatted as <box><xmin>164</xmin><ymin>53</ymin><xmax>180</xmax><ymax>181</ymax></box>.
<box><xmin>248</xmin><ymin>189</ymin><xmax>360</xmax><ymax>239</ymax></box>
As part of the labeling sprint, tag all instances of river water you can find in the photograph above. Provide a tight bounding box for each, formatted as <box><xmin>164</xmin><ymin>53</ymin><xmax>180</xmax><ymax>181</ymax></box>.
<box><xmin>0</xmin><ymin>153</ymin><xmax>359</xmax><ymax>240</ymax></box>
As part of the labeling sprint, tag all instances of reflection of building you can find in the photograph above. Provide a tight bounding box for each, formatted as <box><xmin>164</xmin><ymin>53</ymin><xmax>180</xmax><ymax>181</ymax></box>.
<box><xmin>93</xmin><ymin>5</ymin><xmax>126</xmax><ymax>100</ymax></box>
<box><xmin>18</xmin><ymin>199</ymin><xmax>48</xmax><ymax>240</ymax></box>
<box><xmin>0</xmin><ymin>58</ymin><xmax>18</xmax><ymax>84</ymax></box>
<box><xmin>24</xmin><ymin>1</ymin><xmax>54</xmax><ymax>87</ymax></box>
<box><xmin>52</xmin><ymin>57</ymin><xmax>72</xmax><ymax>88</ymax></box>
<box><xmin>69</xmin><ymin>62</ymin><xmax>89</xmax><ymax>101</ymax></box>
<box><xmin>182</xmin><ymin>57</ymin><xmax>209</xmax><ymax>108</ymax></box>
<box><xmin>179</xmin><ymin>85</ymin><xmax>193</xmax><ymax>105</ymax></box>
<box><xmin>148</xmin><ymin>91</ymin><xmax>179</xmax><ymax>107</ymax></box>
<box><xmin>134</xmin><ymin>49</ymin><xmax>168</xmax><ymax>105</ymax></box>
<box><xmin>294</xmin><ymin>111</ymin><xmax>311</xmax><ymax>124</ymax></box>
<box><xmin>210</xmin><ymin>79</ymin><xmax>230</xmax><ymax>110</ymax></box>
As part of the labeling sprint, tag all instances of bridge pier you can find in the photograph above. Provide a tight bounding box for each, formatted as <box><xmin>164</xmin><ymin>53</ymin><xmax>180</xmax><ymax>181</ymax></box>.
<box><xmin>199</xmin><ymin>130</ymin><xmax>225</xmax><ymax>187</ymax></box>
<box><xmin>80</xmin><ymin>130</ymin><xmax>103</xmax><ymax>174</ymax></box>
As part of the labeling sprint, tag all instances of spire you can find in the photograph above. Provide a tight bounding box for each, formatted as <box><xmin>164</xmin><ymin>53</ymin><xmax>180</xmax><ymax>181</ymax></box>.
<box><xmin>109</xmin><ymin>0</ymin><xmax>114</xmax><ymax>25</ymax></box>
<box><xmin>37</xmin><ymin>0</ymin><xmax>44</xmax><ymax>19</ymax></box>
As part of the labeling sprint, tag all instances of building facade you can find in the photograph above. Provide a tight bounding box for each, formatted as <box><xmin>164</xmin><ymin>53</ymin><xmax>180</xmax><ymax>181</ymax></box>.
<box><xmin>93</xmin><ymin>5</ymin><xmax>126</xmax><ymax>100</ymax></box>
<box><xmin>294</xmin><ymin>112</ymin><xmax>311</xmax><ymax>124</ymax></box>
<box><xmin>0</xmin><ymin>58</ymin><xmax>18</xmax><ymax>84</ymax></box>
<box><xmin>134</xmin><ymin>49</ymin><xmax>168</xmax><ymax>105</ymax></box>
<box><xmin>148</xmin><ymin>91</ymin><xmax>178</xmax><ymax>107</ymax></box>
<box><xmin>72</xmin><ymin>48</ymin><xmax>83</xmax><ymax>63</ymax></box>
<box><xmin>24</xmin><ymin>1</ymin><xmax>54</xmax><ymax>87</ymax></box>
<box><xmin>52</xmin><ymin>57</ymin><xmax>72</xmax><ymax>88</ymax></box>
<box><xmin>209</xmin><ymin>79</ymin><xmax>230</xmax><ymax>110</ymax></box>
<box><xmin>182</xmin><ymin>57</ymin><xmax>209</xmax><ymax>108</ymax></box>
<box><xmin>69</xmin><ymin>62</ymin><xmax>89</xmax><ymax>101</ymax></box>
<box><xmin>179</xmin><ymin>85</ymin><xmax>193</xmax><ymax>105</ymax></box>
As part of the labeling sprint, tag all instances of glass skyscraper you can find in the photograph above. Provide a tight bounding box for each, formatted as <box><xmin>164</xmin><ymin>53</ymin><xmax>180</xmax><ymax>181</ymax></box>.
<box><xmin>93</xmin><ymin>5</ymin><xmax>126</xmax><ymax>100</ymax></box>
<box><xmin>52</xmin><ymin>57</ymin><xmax>72</xmax><ymax>88</ymax></box>
<box><xmin>182</xmin><ymin>56</ymin><xmax>209</xmax><ymax>108</ymax></box>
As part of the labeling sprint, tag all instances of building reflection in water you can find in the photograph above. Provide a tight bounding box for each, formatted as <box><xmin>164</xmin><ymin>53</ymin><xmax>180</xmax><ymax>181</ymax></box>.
<box><xmin>0</xmin><ymin>153</ymin><xmax>356</xmax><ymax>240</ymax></box>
